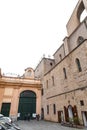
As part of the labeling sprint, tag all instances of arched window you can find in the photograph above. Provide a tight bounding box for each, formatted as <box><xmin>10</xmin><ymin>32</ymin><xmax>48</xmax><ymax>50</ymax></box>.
<box><xmin>77</xmin><ymin>1</ymin><xmax>85</xmax><ymax>23</ymax></box>
<box><xmin>63</xmin><ymin>68</ymin><xmax>67</xmax><ymax>79</ymax></box>
<box><xmin>80</xmin><ymin>9</ymin><xmax>87</xmax><ymax>22</ymax></box>
<box><xmin>76</xmin><ymin>58</ymin><xmax>82</xmax><ymax>72</ymax></box>
<box><xmin>59</xmin><ymin>54</ymin><xmax>62</xmax><ymax>60</ymax></box>
<box><xmin>77</xmin><ymin>36</ymin><xmax>84</xmax><ymax>45</ymax></box>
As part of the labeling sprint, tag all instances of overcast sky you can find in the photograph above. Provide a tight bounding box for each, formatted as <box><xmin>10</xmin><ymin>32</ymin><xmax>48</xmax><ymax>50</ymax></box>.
<box><xmin>0</xmin><ymin>0</ymin><xmax>79</xmax><ymax>76</ymax></box>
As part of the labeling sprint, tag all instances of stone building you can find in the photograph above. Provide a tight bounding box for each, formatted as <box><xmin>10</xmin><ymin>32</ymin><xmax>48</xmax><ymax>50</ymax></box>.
<box><xmin>35</xmin><ymin>0</ymin><xmax>87</xmax><ymax>126</ymax></box>
<box><xmin>0</xmin><ymin>0</ymin><xmax>87</xmax><ymax>127</ymax></box>
<box><xmin>0</xmin><ymin>67</ymin><xmax>42</xmax><ymax>120</ymax></box>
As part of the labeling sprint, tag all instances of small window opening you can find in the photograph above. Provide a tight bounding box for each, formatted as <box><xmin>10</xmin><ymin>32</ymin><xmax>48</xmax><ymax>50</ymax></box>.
<box><xmin>47</xmin><ymin>105</ymin><xmax>49</xmax><ymax>114</ymax></box>
<box><xmin>76</xmin><ymin>58</ymin><xmax>82</xmax><ymax>72</ymax></box>
<box><xmin>80</xmin><ymin>100</ymin><xmax>84</xmax><ymax>106</ymax></box>
<box><xmin>50</xmin><ymin>62</ymin><xmax>53</xmax><ymax>66</ymax></box>
<box><xmin>59</xmin><ymin>54</ymin><xmax>62</xmax><ymax>60</ymax></box>
<box><xmin>63</xmin><ymin>68</ymin><xmax>67</xmax><ymax>79</ymax></box>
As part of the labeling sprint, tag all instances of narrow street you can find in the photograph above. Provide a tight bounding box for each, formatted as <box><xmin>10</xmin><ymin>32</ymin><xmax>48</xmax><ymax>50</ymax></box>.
<box><xmin>17</xmin><ymin>120</ymin><xmax>86</xmax><ymax>130</ymax></box>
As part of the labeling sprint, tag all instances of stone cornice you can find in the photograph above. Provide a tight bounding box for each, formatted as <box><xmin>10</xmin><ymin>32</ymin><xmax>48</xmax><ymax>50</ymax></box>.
<box><xmin>0</xmin><ymin>76</ymin><xmax>42</xmax><ymax>89</ymax></box>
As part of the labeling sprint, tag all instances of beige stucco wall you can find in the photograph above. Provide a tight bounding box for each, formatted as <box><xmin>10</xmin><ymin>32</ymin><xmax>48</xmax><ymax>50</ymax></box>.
<box><xmin>0</xmin><ymin>77</ymin><xmax>42</xmax><ymax>120</ymax></box>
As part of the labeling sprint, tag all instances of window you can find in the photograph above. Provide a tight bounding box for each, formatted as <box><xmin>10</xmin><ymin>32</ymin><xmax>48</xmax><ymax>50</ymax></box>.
<box><xmin>47</xmin><ymin>105</ymin><xmax>49</xmax><ymax>114</ymax></box>
<box><xmin>50</xmin><ymin>62</ymin><xmax>53</xmax><ymax>66</ymax></box>
<box><xmin>53</xmin><ymin>104</ymin><xmax>56</xmax><ymax>114</ymax></box>
<box><xmin>52</xmin><ymin>76</ymin><xmax>55</xmax><ymax>86</ymax></box>
<box><xmin>59</xmin><ymin>54</ymin><xmax>62</xmax><ymax>60</ymax></box>
<box><xmin>77</xmin><ymin>36</ymin><xmax>84</xmax><ymax>45</ymax></box>
<box><xmin>80</xmin><ymin>100</ymin><xmax>84</xmax><ymax>106</ymax></box>
<box><xmin>63</xmin><ymin>68</ymin><xmax>67</xmax><ymax>79</ymax></box>
<box><xmin>76</xmin><ymin>58</ymin><xmax>82</xmax><ymax>72</ymax></box>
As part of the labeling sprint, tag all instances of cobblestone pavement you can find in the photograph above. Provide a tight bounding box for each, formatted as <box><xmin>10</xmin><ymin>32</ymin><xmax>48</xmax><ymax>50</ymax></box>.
<box><xmin>16</xmin><ymin>120</ymin><xmax>86</xmax><ymax>130</ymax></box>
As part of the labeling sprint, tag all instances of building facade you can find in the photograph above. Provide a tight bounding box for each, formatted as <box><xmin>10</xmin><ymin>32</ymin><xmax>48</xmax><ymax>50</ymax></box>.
<box><xmin>35</xmin><ymin>0</ymin><xmax>87</xmax><ymax>126</ymax></box>
<box><xmin>0</xmin><ymin>68</ymin><xmax>42</xmax><ymax>120</ymax></box>
<box><xmin>0</xmin><ymin>0</ymin><xmax>87</xmax><ymax>127</ymax></box>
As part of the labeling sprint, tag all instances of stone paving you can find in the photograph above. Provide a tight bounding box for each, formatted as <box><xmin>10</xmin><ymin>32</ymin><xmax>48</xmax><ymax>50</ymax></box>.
<box><xmin>16</xmin><ymin>120</ymin><xmax>86</xmax><ymax>130</ymax></box>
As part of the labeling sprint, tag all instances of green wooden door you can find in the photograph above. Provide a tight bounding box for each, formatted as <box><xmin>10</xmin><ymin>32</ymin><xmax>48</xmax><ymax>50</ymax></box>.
<box><xmin>1</xmin><ymin>103</ymin><xmax>11</xmax><ymax>116</ymax></box>
<box><xmin>18</xmin><ymin>90</ymin><xmax>36</xmax><ymax>120</ymax></box>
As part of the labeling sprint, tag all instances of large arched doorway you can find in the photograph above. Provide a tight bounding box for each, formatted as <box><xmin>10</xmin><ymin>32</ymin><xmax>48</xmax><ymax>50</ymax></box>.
<box><xmin>18</xmin><ymin>90</ymin><xmax>36</xmax><ymax>120</ymax></box>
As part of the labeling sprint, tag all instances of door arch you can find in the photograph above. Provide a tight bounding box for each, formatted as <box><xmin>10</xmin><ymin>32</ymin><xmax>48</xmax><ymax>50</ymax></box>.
<box><xmin>18</xmin><ymin>90</ymin><xmax>36</xmax><ymax>120</ymax></box>
<box><xmin>68</xmin><ymin>105</ymin><xmax>74</xmax><ymax>121</ymax></box>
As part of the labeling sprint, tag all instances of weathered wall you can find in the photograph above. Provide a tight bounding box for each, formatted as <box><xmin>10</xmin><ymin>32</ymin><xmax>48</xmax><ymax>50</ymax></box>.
<box><xmin>66</xmin><ymin>0</ymin><xmax>87</xmax><ymax>36</ymax></box>
<box><xmin>42</xmin><ymin>40</ymin><xmax>87</xmax><ymax>123</ymax></box>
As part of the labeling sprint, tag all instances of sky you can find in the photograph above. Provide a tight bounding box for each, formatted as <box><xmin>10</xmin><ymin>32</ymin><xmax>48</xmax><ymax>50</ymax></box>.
<box><xmin>0</xmin><ymin>0</ymin><xmax>79</xmax><ymax>76</ymax></box>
